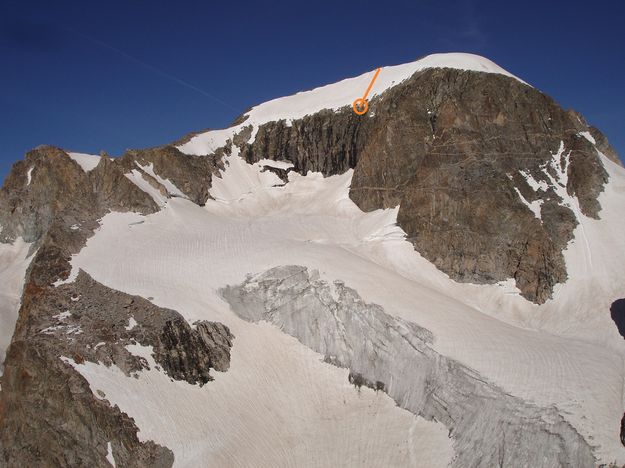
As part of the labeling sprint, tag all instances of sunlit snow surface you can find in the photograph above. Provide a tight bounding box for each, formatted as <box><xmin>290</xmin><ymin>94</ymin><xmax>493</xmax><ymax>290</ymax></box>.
<box><xmin>177</xmin><ymin>53</ymin><xmax>528</xmax><ymax>155</ymax></box>
<box><xmin>26</xmin><ymin>167</ymin><xmax>34</xmax><ymax>185</ymax></box>
<box><xmin>60</xmin><ymin>147</ymin><xmax>625</xmax><ymax>465</ymax></box>
<box><xmin>0</xmin><ymin>238</ymin><xmax>33</xmax><ymax>377</ymax></box>
<box><xmin>67</xmin><ymin>152</ymin><xmax>101</xmax><ymax>172</ymax></box>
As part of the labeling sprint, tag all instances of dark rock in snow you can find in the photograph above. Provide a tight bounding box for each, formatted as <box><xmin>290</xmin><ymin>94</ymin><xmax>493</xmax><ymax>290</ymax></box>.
<box><xmin>610</xmin><ymin>299</ymin><xmax>625</xmax><ymax>339</ymax></box>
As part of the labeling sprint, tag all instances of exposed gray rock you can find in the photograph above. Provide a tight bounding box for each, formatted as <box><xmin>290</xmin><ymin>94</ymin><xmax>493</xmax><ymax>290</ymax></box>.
<box><xmin>0</xmin><ymin>145</ymin><xmax>158</xmax><ymax>246</ymax></box>
<box><xmin>156</xmin><ymin>316</ymin><xmax>233</xmax><ymax>384</ymax></box>
<box><xmin>232</xmin><ymin>125</ymin><xmax>253</xmax><ymax>148</ymax></box>
<box><xmin>239</xmin><ymin>108</ymin><xmax>365</xmax><ymax>176</ymax></box>
<box><xmin>194</xmin><ymin>321</ymin><xmax>234</xmax><ymax>373</ymax></box>
<box><xmin>221</xmin><ymin>265</ymin><xmax>596</xmax><ymax>468</ymax></box>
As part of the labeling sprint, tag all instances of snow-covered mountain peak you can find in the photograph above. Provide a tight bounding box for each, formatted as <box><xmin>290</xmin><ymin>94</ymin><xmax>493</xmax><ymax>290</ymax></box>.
<box><xmin>241</xmin><ymin>52</ymin><xmax>528</xmax><ymax>124</ymax></box>
<box><xmin>177</xmin><ymin>53</ymin><xmax>527</xmax><ymax>156</ymax></box>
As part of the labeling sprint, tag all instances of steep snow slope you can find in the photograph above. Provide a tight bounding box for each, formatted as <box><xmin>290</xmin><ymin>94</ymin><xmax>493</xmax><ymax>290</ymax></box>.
<box><xmin>0</xmin><ymin>238</ymin><xmax>32</xmax><ymax>377</ymax></box>
<box><xmin>177</xmin><ymin>53</ymin><xmax>528</xmax><ymax>155</ymax></box>
<box><xmin>60</xmin><ymin>143</ymin><xmax>625</xmax><ymax>464</ymax></box>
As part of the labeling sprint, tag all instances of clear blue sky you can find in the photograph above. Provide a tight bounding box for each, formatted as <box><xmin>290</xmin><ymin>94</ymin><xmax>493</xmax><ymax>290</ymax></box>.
<box><xmin>1</xmin><ymin>0</ymin><xmax>624</xmax><ymax>180</ymax></box>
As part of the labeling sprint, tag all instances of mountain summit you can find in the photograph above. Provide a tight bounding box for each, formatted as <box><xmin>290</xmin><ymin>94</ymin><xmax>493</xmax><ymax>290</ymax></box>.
<box><xmin>1</xmin><ymin>53</ymin><xmax>624</xmax><ymax>467</ymax></box>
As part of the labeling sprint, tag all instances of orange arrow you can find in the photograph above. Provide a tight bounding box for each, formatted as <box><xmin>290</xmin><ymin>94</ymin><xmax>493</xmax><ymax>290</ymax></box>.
<box><xmin>353</xmin><ymin>67</ymin><xmax>381</xmax><ymax>115</ymax></box>
<box><xmin>362</xmin><ymin>67</ymin><xmax>381</xmax><ymax>100</ymax></box>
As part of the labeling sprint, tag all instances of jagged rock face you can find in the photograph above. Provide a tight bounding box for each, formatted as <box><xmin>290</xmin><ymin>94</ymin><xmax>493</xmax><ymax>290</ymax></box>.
<box><xmin>238</xmin><ymin>69</ymin><xmax>613</xmax><ymax>302</ymax></box>
<box><xmin>222</xmin><ymin>265</ymin><xmax>596</xmax><ymax>468</ymax></box>
<box><xmin>157</xmin><ymin>318</ymin><xmax>233</xmax><ymax>384</ymax></box>
<box><xmin>90</xmin><ymin>155</ymin><xmax>163</xmax><ymax>214</ymax></box>
<box><xmin>0</xmin><ymin>146</ymin><xmax>158</xmax><ymax>245</ymax></box>
<box><xmin>0</xmin><ymin>338</ymin><xmax>173</xmax><ymax>468</ymax></box>
<box><xmin>0</xmin><ymin>143</ymin><xmax>225</xmax><ymax>288</ymax></box>
<box><xmin>0</xmin><ymin>272</ymin><xmax>169</xmax><ymax>467</ymax></box>
<box><xmin>119</xmin><ymin>146</ymin><xmax>223</xmax><ymax>206</ymax></box>
<box><xmin>0</xmin><ymin>145</ymin><xmax>166</xmax><ymax>291</ymax></box>
<box><xmin>239</xmin><ymin>110</ymin><xmax>367</xmax><ymax>175</ymax></box>
<box><xmin>0</xmin><ymin>270</ymin><xmax>233</xmax><ymax>466</ymax></box>
<box><xmin>0</xmin><ymin>143</ymin><xmax>222</xmax><ymax>250</ymax></box>
<box><xmin>589</xmin><ymin>126</ymin><xmax>622</xmax><ymax>166</ymax></box>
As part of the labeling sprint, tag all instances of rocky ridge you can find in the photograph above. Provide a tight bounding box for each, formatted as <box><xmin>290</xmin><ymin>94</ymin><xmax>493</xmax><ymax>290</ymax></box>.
<box><xmin>0</xmin><ymin>146</ymin><xmax>231</xmax><ymax>466</ymax></box>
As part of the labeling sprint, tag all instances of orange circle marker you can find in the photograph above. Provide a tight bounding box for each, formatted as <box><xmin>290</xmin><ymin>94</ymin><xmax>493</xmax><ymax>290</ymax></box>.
<box><xmin>352</xmin><ymin>98</ymin><xmax>369</xmax><ymax>115</ymax></box>
<box><xmin>352</xmin><ymin>67</ymin><xmax>381</xmax><ymax>116</ymax></box>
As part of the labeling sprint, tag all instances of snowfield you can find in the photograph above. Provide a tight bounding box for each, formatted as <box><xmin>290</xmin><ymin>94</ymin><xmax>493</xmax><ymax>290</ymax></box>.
<box><xmin>61</xmin><ymin>142</ymin><xmax>625</xmax><ymax>465</ymax></box>
<box><xmin>0</xmin><ymin>237</ymin><xmax>33</xmax><ymax>378</ymax></box>
<box><xmin>67</xmin><ymin>326</ymin><xmax>452</xmax><ymax>467</ymax></box>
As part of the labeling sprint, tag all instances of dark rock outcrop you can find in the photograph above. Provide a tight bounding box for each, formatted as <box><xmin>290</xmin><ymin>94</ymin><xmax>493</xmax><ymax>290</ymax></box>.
<box><xmin>610</xmin><ymin>299</ymin><xmax>625</xmax><ymax>339</ymax></box>
<box><xmin>156</xmin><ymin>317</ymin><xmax>233</xmax><ymax>384</ymax></box>
<box><xmin>239</xmin><ymin>109</ymin><xmax>367</xmax><ymax>176</ymax></box>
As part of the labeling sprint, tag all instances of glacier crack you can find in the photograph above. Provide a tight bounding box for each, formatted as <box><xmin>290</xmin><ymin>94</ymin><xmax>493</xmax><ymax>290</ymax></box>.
<box><xmin>221</xmin><ymin>265</ymin><xmax>595</xmax><ymax>468</ymax></box>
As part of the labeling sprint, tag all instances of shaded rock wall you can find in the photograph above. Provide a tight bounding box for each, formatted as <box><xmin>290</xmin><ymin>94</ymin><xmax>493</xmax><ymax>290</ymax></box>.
<box><xmin>239</xmin><ymin>109</ymin><xmax>369</xmax><ymax>176</ymax></box>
